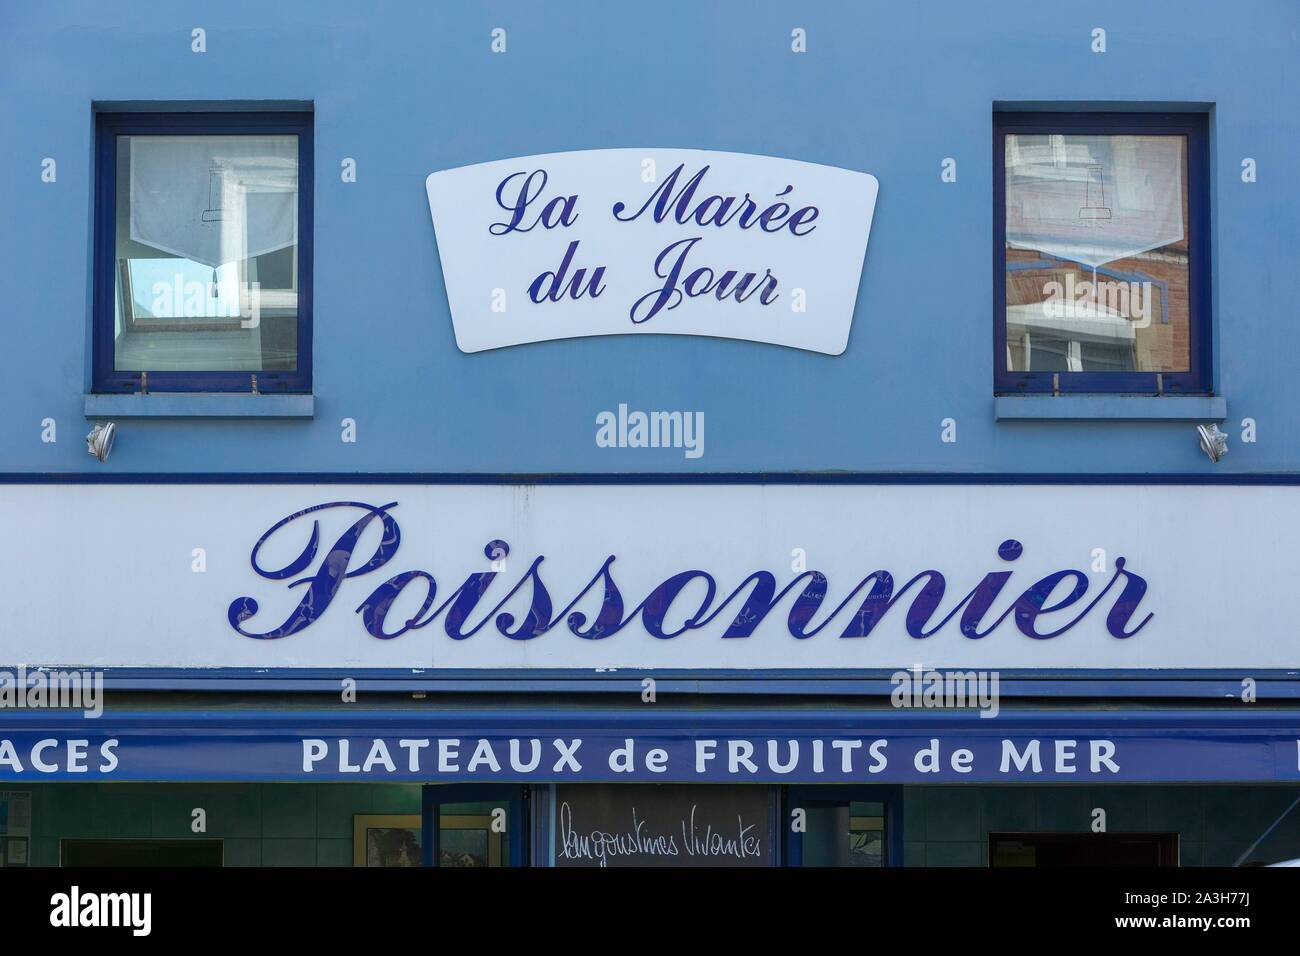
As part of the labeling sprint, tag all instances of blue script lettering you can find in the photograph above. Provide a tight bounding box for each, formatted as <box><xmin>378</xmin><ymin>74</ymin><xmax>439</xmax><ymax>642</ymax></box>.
<box><xmin>490</xmin><ymin>169</ymin><xmax>579</xmax><ymax>236</ymax></box>
<box><xmin>228</xmin><ymin>501</ymin><xmax>401</xmax><ymax>640</ymax></box>
<box><xmin>529</xmin><ymin>239</ymin><xmax>607</xmax><ymax>303</ymax></box>
<box><xmin>612</xmin><ymin>164</ymin><xmax>819</xmax><ymax>236</ymax></box>
<box><xmin>630</xmin><ymin>237</ymin><xmax>779</xmax><ymax>324</ymax></box>
<box><xmin>228</xmin><ymin>505</ymin><xmax>1154</xmax><ymax>645</ymax></box>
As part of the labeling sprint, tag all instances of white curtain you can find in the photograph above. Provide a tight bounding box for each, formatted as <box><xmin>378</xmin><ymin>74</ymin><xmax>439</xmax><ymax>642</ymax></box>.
<box><xmin>129</xmin><ymin>135</ymin><xmax>298</xmax><ymax>268</ymax></box>
<box><xmin>1005</xmin><ymin>134</ymin><xmax>1184</xmax><ymax>269</ymax></box>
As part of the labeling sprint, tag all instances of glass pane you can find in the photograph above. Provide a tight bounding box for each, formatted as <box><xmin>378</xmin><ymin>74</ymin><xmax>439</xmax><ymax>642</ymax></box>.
<box><xmin>113</xmin><ymin>133</ymin><xmax>299</xmax><ymax>373</ymax></box>
<box><xmin>439</xmin><ymin>801</ymin><xmax>507</xmax><ymax>867</ymax></box>
<box><xmin>1004</xmin><ymin>133</ymin><xmax>1189</xmax><ymax>374</ymax></box>
<box><xmin>802</xmin><ymin>800</ymin><xmax>886</xmax><ymax>867</ymax></box>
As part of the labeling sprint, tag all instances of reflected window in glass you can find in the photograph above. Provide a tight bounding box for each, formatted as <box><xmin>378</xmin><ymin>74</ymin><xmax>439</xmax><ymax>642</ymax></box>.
<box><xmin>995</xmin><ymin>113</ymin><xmax>1210</xmax><ymax>394</ymax></box>
<box><xmin>802</xmin><ymin>800</ymin><xmax>887</xmax><ymax>867</ymax></box>
<box><xmin>438</xmin><ymin>801</ymin><xmax>507</xmax><ymax>868</ymax></box>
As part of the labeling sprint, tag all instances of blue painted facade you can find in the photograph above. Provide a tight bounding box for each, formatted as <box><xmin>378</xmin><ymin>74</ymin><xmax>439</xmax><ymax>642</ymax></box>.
<box><xmin>2</xmin><ymin>1</ymin><xmax>1299</xmax><ymax>867</ymax></box>
<box><xmin>1</xmin><ymin>0</ymin><xmax>1297</xmax><ymax>475</ymax></box>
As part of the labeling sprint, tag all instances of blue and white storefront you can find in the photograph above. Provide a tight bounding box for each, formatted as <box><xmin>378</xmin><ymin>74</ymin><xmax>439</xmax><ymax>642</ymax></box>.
<box><xmin>3</xmin><ymin>481</ymin><xmax>1300</xmax><ymax>866</ymax></box>
<box><xmin>1</xmin><ymin>0</ymin><xmax>1298</xmax><ymax>867</ymax></box>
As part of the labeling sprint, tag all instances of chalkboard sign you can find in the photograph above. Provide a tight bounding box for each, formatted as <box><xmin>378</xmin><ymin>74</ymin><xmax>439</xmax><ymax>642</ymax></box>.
<box><xmin>554</xmin><ymin>785</ymin><xmax>773</xmax><ymax>867</ymax></box>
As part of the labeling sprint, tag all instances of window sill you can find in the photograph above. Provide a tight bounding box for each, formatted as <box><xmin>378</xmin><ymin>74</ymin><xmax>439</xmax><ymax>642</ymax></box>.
<box><xmin>84</xmin><ymin>393</ymin><xmax>314</xmax><ymax>419</ymax></box>
<box><xmin>995</xmin><ymin>395</ymin><xmax>1226</xmax><ymax>422</ymax></box>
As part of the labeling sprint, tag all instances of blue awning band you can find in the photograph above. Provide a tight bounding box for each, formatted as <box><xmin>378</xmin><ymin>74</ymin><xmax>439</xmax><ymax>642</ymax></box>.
<box><xmin>0</xmin><ymin>708</ymin><xmax>1296</xmax><ymax>783</ymax></box>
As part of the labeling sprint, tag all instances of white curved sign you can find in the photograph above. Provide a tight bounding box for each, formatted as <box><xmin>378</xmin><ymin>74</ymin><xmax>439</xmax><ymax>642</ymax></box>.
<box><xmin>425</xmin><ymin>149</ymin><xmax>879</xmax><ymax>354</ymax></box>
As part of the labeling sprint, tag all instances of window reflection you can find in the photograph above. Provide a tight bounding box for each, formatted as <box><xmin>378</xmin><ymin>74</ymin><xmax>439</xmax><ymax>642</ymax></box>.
<box><xmin>438</xmin><ymin>801</ymin><xmax>506</xmax><ymax>867</ymax></box>
<box><xmin>1004</xmin><ymin>133</ymin><xmax>1189</xmax><ymax>374</ymax></box>
<box><xmin>113</xmin><ymin>134</ymin><xmax>299</xmax><ymax>373</ymax></box>
<box><xmin>802</xmin><ymin>801</ymin><xmax>886</xmax><ymax>867</ymax></box>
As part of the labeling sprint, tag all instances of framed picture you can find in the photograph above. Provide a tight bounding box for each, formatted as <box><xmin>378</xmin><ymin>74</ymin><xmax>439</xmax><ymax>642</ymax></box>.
<box><xmin>3</xmin><ymin>837</ymin><xmax>28</xmax><ymax>867</ymax></box>
<box><xmin>353</xmin><ymin>814</ymin><xmax>421</xmax><ymax>867</ymax></box>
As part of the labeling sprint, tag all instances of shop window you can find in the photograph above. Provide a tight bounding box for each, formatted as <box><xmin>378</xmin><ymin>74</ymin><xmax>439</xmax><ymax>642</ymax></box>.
<box><xmin>93</xmin><ymin>111</ymin><xmax>313</xmax><ymax>393</ymax></box>
<box><xmin>784</xmin><ymin>786</ymin><xmax>902</xmax><ymax>867</ymax></box>
<box><xmin>994</xmin><ymin>112</ymin><xmax>1210</xmax><ymax>395</ymax></box>
<box><xmin>552</xmin><ymin>784</ymin><xmax>776</xmax><ymax>868</ymax></box>
<box><xmin>421</xmin><ymin>785</ymin><xmax>527</xmax><ymax>867</ymax></box>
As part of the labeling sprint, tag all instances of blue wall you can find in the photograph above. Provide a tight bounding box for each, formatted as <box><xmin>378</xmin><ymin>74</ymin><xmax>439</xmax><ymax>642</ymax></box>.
<box><xmin>1</xmin><ymin>0</ymin><xmax>1296</xmax><ymax>475</ymax></box>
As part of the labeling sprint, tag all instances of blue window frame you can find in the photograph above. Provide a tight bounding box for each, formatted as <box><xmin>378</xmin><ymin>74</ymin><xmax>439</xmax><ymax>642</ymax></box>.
<box><xmin>994</xmin><ymin>112</ymin><xmax>1211</xmax><ymax>395</ymax></box>
<box><xmin>783</xmin><ymin>785</ymin><xmax>903</xmax><ymax>867</ymax></box>
<box><xmin>420</xmin><ymin>784</ymin><xmax>528</xmax><ymax>867</ymax></box>
<box><xmin>93</xmin><ymin>111</ymin><xmax>313</xmax><ymax>393</ymax></box>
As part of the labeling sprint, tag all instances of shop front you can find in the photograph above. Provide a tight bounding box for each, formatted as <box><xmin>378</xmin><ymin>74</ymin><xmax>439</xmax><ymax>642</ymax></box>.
<box><xmin>2</xmin><ymin>480</ymin><xmax>1299</xmax><ymax>866</ymax></box>
<box><xmin>2</xmin><ymin>0</ymin><xmax>1298</xmax><ymax>877</ymax></box>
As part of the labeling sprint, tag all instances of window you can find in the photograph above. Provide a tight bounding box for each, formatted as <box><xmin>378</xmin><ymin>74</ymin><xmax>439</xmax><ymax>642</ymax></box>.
<box><xmin>551</xmin><ymin>784</ymin><xmax>774</xmax><ymax>867</ymax></box>
<box><xmin>421</xmin><ymin>785</ymin><xmax>527</xmax><ymax>867</ymax></box>
<box><xmin>784</xmin><ymin>785</ymin><xmax>902</xmax><ymax>867</ymax></box>
<box><xmin>994</xmin><ymin>112</ymin><xmax>1210</xmax><ymax>394</ymax></box>
<box><xmin>93</xmin><ymin>112</ymin><xmax>312</xmax><ymax>392</ymax></box>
